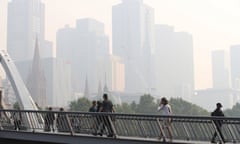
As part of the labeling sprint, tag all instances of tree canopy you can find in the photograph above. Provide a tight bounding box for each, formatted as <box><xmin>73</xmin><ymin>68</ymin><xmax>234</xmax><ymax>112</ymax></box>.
<box><xmin>68</xmin><ymin>94</ymin><xmax>209</xmax><ymax>116</ymax></box>
<box><xmin>224</xmin><ymin>103</ymin><xmax>240</xmax><ymax>117</ymax></box>
<box><xmin>69</xmin><ymin>97</ymin><xmax>91</xmax><ymax>112</ymax></box>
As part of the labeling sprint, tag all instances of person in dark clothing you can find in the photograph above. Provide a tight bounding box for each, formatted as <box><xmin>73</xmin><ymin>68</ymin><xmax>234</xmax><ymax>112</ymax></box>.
<box><xmin>211</xmin><ymin>103</ymin><xmax>225</xmax><ymax>143</ymax></box>
<box><xmin>89</xmin><ymin>100</ymin><xmax>98</xmax><ymax>135</ymax></box>
<box><xmin>97</xmin><ymin>101</ymin><xmax>102</xmax><ymax>112</ymax></box>
<box><xmin>89</xmin><ymin>100</ymin><xmax>97</xmax><ymax>112</ymax></box>
<box><xmin>56</xmin><ymin>108</ymin><xmax>70</xmax><ymax>132</ymax></box>
<box><xmin>44</xmin><ymin>107</ymin><xmax>55</xmax><ymax>132</ymax></box>
<box><xmin>99</xmin><ymin>94</ymin><xmax>115</xmax><ymax>137</ymax></box>
<box><xmin>94</xmin><ymin>101</ymin><xmax>103</xmax><ymax>136</ymax></box>
<box><xmin>12</xmin><ymin>111</ymin><xmax>21</xmax><ymax>130</ymax></box>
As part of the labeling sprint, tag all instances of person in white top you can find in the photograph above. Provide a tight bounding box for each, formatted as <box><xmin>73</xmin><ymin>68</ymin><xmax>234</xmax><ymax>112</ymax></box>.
<box><xmin>157</xmin><ymin>97</ymin><xmax>173</xmax><ymax>141</ymax></box>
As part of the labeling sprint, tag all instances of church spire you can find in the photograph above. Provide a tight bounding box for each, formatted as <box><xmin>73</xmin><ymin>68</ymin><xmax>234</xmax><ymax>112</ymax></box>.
<box><xmin>97</xmin><ymin>80</ymin><xmax>103</xmax><ymax>99</ymax></box>
<box><xmin>103</xmin><ymin>72</ymin><xmax>108</xmax><ymax>93</ymax></box>
<box><xmin>83</xmin><ymin>75</ymin><xmax>89</xmax><ymax>98</ymax></box>
<box><xmin>26</xmin><ymin>38</ymin><xmax>47</xmax><ymax>108</ymax></box>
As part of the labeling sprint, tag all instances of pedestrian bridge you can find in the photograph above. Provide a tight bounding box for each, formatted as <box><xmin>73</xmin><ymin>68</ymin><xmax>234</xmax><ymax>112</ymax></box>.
<box><xmin>0</xmin><ymin>50</ymin><xmax>239</xmax><ymax>143</ymax></box>
<box><xmin>0</xmin><ymin>110</ymin><xmax>239</xmax><ymax>144</ymax></box>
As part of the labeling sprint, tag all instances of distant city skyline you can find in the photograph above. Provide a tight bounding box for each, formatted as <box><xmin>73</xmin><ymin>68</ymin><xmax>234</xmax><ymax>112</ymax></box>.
<box><xmin>1</xmin><ymin>0</ymin><xmax>240</xmax><ymax>90</ymax></box>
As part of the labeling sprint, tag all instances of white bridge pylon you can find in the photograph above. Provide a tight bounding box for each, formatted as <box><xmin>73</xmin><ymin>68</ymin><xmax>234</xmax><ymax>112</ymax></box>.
<box><xmin>0</xmin><ymin>50</ymin><xmax>38</xmax><ymax>110</ymax></box>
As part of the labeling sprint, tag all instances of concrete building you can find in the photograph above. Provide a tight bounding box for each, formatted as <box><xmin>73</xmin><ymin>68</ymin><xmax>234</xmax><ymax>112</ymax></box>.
<box><xmin>7</xmin><ymin>0</ymin><xmax>53</xmax><ymax>61</ymax></box>
<box><xmin>154</xmin><ymin>25</ymin><xmax>194</xmax><ymax>101</ymax></box>
<box><xmin>212</xmin><ymin>50</ymin><xmax>230</xmax><ymax>89</ymax></box>
<box><xmin>193</xmin><ymin>89</ymin><xmax>240</xmax><ymax>111</ymax></box>
<box><xmin>230</xmin><ymin>45</ymin><xmax>240</xmax><ymax>90</ymax></box>
<box><xmin>57</xmin><ymin>18</ymin><xmax>110</xmax><ymax>94</ymax></box>
<box><xmin>112</xmin><ymin>0</ymin><xmax>155</xmax><ymax>93</ymax></box>
<box><xmin>0</xmin><ymin>0</ymin><xmax>7</xmax><ymax>50</ymax></box>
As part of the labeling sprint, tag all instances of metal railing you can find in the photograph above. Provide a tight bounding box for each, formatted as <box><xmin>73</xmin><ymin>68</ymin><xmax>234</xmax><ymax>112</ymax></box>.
<box><xmin>0</xmin><ymin>109</ymin><xmax>239</xmax><ymax>143</ymax></box>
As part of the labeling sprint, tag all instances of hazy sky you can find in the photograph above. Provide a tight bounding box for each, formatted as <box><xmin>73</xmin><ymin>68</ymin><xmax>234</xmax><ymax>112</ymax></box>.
<box><xmin>1</xmin><ymin>0</ymin><xmax>240</xmax><ymax>90</ymax></box>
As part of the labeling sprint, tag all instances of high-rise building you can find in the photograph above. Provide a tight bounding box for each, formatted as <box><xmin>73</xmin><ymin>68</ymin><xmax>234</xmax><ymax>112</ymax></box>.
<box><xmin>57</xmin><ymin>18</ymin><xmax>109</xmax><ymax>93</ymax></box>
<box><xmin>112</xmin><ymin>0</ymin><xmax>154</xmax><ymax>93</ymax></box>
<box><xmin>0</xmin><ymin>0</ymin><xmax>7</xmax><ymax>50</ymax></box>
<box><xmin>7</xmin><ymin>0</ymin><xmax>52</xmax><ymax>61</ymax></box>
<box><xmin>230</xmin><ymin>45</ymin><xmax>240</xmax><ymax>90</ymax></box>
<box><xmin>154</xmin><ymin>25</ymin><xmax>194</xmax><ymax>101</ymax></box>
<box><xmin>42</xmin><ymin>58</ymin><xmax>72</xmax><ymax>107</ymax></box>
<box><xmin>212</xmin><ymin>50</ymin><xmax>230</xmax><ymax>89</ymax></box>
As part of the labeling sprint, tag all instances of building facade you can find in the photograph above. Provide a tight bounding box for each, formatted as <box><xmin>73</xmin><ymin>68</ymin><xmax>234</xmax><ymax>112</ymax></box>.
<box><xmin>212</xmin><ymin>50</ymin><xmax>230</xmax><ymax>89</ymax></box>
<box><xmin>7</xmin><ymin>0</ymin><xmax>52</xmax><ymax>61</ymax></box>
<box><xmin>230</xmin><ymin>45</ymin><xmax>240</xmax><ymax>90</ymax></box>
<box><xmin>57</xmin><ymin>18</ymin><xmax>110</xmax><ymax>94</ymax></box>
<box><xmin>112</xmin><ymin>0</ymin><xmax>155</xmax><ymax>93</ymax></box>
<box><xmin>154</xmin><ymin>25</ymin><xmax>194</xmax><ymax>101</ymax></box>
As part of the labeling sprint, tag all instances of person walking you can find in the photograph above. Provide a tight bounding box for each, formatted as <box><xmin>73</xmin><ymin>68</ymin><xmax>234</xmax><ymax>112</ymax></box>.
<box><xmin>56</xmin><ymin>108</ymin><xmax>70</xmax><ymax>132</ymax></box>
<box><xmin>89</xmin><ymin>100</ymin><xmax>97</xmax><ymax>112</ymax></box>
<box><xmin>158</xmin><ymin>97</ymin><xmax>173</xmax><ymax>141</ymax></box>
<box><xmin>99</xmin><ymin>94</ymin><xmax>115</xmax><ymax>137</ymax></box>
<box><xmin>44</xmin><ymin>107</ymin><xmax>55</xmax><ymax>132</ymax></box>
<box><xmin>89</xmin><ymin>100</ymin><xmax>98</xmax><ymax>135</ymax></box>
<box><xmin>211</xmin><ymin>103</ymin><xmax>225</xmax><ymax>143</ymax></box>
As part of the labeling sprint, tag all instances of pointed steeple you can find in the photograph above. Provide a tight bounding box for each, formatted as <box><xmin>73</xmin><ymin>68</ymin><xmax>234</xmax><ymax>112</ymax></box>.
<box><xmin>97</xmin><ymin>80</ymin><xmax>103</xmax><ymax>99</ymax></box>
<box><xmin>103</xmin><ymin>72</ymin><xmax>109</xmax><ymax>93</ymax></box>
<box><xmin>83</xmin><ymin>75</ymin><xmax>89</xmax><ymax>98</ymax></box>
<box><xmin>26</xmin><ymin>38</ymin><xmax>47</xmax><ymax>108</ymax></box>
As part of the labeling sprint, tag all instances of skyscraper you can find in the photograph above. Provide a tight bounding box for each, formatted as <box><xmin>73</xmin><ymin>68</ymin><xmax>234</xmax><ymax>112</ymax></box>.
<box><xmin>154</xmin><ymin>25</ymin><xmax>194</xmax><ymax>101</ymax></box>
<box><xmin>230</xmin><ymin>45</ymin><xmax>240</xmax><ymax>90</ymax></box>
<box><xmin>0</xmin><ymin>0</ymin><xmax>7</xmax><ymax>50</ymax></box>
<box><xmin>7</xmin><ymin>0</ymin><xmax>51</xmax><ymax>61</ymax></box>
<box><xmin>112</xmin><ymin>0</ymin><xmax>155</xmax><ymax>93</ymax></box>
<box><xmin>57</xmin><ymin>18</ymin><xmax>109</xmax><ymax>93</ymax></box>
<box><xmin>212</xmin><ymin>50</ymin><xmax>229</xmax><ymax>89</ymax></box>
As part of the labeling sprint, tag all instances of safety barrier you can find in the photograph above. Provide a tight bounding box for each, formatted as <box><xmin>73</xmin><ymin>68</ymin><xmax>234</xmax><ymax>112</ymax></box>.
<box><xmin>0</xmin><ymin>109</ymin><xmax>239</xmax><ymax>143</ymax></box>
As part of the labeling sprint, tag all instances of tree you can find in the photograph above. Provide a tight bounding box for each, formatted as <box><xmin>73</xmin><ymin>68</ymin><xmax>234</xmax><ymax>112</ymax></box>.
<box><xmin>13</xmin><ymin>102</ymin><xmax>20</xmax><ymax>110</ymax></box>
<box><xmin>115</xmin><ymin>103</ymin><xmax>135</xmax><ymax>114</ymax></box>
<box><xmin>169</xmin><ymin>98</ymin><xmax>209</xmax><ymax>116</ymax></box>
<box><xmin>224</xmin><ymin>103</ymin><xmax>240</xmax><ymax>117</ymax></box>
<box><xmin>130</xmin><ymin>101</ymin><xmax>137</xmax><ymax>112</ymax></box>
<box><xmin>69</xmin><ymin>97</ymin><xmax>91</xmax><ymax>112</ymax></box>
<box><xmin>136</xmin><ymin>94</ymin><xmax>157</xmax><ymax>114</ymax></box>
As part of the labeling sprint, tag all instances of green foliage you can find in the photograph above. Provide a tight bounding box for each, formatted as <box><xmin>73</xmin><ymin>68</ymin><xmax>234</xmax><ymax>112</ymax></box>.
<box><xmin>130</xmin><ymin>101</ymin><xmax>137</xmax><ymax>112</ymax></box>
<box><xmin>135</xmin><ymin>94</ymin><xmax>157</xmax><ymax>114</ymax></box>
<box><xmin>115</xmin><ymin>103</ymin><xmax>135</xmax><ymax>114</ymax></box>
<box><xmin>69</xmin><ymin>97</ymin><xmax>91</xmax><ymax>112</ymax></box>
<box><xmin>115</xmin><ymin>95</ymin><xmax>208</xmax><ymax>116</ymax></box>
<box><xmin>13</xmin><ymin>102</ymin><xmax>20</xmax><ymax>110</ymax></box>
<box><xmin>169</xmin><ymin>98</ymin><xmax>209</xmax><ymax>116</ymax></box>
<box><xmin>224</xmin><ymin>103</ymin><xmax>240</xmax><ymax>117</ymax></box>
<box><xmin>68</xmin><ymin>95</ymin><xmax>209</xmax><ymax>116</ymax></box>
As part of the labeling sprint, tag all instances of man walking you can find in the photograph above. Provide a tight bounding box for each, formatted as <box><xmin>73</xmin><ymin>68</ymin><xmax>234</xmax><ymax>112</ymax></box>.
<box><xmin>211</xmin><ymin>103</ymin><xmax>225</xmax><ymax>143</ymax></box>
<box><xmin>99</xmin><ymin>93</ymin><xmax>115</xmax><ymax>137</ymax></box>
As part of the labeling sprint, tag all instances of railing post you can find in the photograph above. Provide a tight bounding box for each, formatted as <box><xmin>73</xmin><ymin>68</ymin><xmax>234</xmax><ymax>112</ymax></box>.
<box><xmin>182</xmin><ymin>122</ymin><xmax>190</xmax><ymax>140</ymax></box>
<box><xmin>66</xmin><ymin>114</ymin><xmax>75</xmax><ymax>136</ymax></box>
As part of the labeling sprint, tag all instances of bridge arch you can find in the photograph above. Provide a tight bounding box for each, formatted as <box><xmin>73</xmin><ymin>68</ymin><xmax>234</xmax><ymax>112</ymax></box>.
<box><xmin>0</xmin><ymin>50</ymin><xmax>38</xmax><ymax>110</ymax></box>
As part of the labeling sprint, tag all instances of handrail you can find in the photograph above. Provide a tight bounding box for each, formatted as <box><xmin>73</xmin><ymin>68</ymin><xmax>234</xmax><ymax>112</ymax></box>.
<box><xmin>0</xmin><ymin>109</ymin><xmax>239</xmax><ymax>143</ymax></box>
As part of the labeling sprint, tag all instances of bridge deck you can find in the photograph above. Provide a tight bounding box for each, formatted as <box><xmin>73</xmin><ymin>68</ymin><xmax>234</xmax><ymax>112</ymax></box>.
<box><xmin>0</xmin><ymin>110</ymin><xmax>239</xmax><ymax>143</ymax></box>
